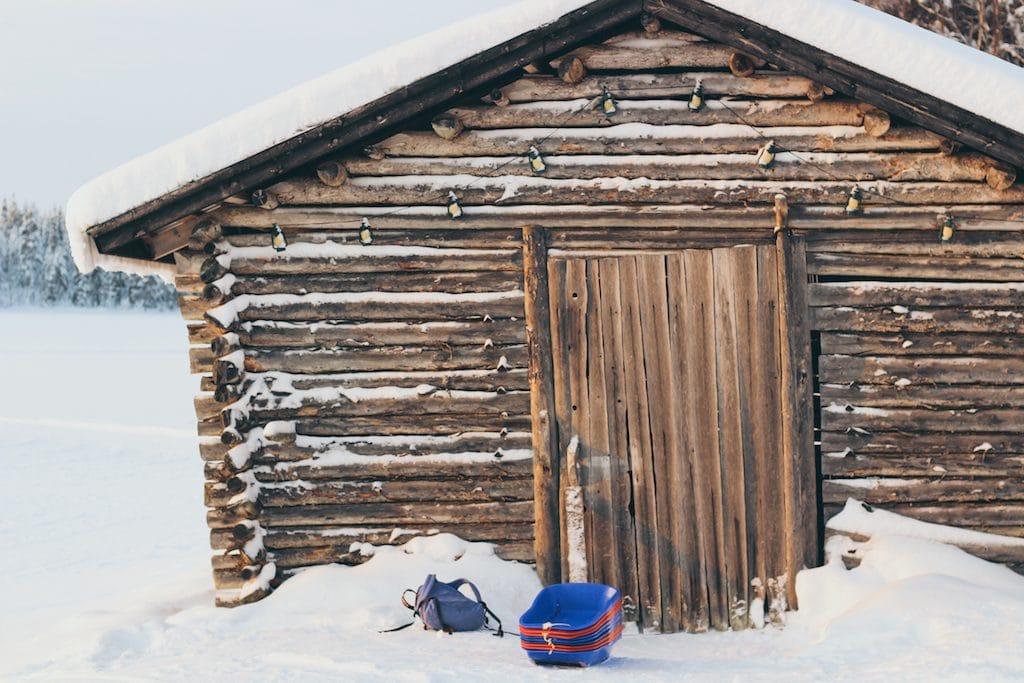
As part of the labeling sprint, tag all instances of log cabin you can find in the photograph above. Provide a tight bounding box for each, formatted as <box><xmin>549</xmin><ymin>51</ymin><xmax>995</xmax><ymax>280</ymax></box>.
<box><xmin>66</xmin><ymin>0</ymin><xmax>1024</xmax><ymax>632</ymax></box>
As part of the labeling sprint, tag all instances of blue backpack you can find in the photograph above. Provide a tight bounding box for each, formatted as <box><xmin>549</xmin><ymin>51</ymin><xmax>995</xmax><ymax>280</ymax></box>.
<box><xmin>384</xmin><ymin>575</ymin><xmax>503</xmax><ymax>637</ymax></box>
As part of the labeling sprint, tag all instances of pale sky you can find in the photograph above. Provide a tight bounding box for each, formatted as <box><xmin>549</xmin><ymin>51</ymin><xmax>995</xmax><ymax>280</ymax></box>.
<box><xmin>0</xmin><ymin>0</ymin><xmax>517</xmax><ymax>210</ymax></box>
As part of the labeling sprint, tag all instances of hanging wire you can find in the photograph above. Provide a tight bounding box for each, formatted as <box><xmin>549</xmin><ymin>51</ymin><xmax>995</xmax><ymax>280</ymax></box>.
<box><xmin>262</xmin><ymin>77</ymin><xmax>1024</xmax><ymax>232</ymax></box>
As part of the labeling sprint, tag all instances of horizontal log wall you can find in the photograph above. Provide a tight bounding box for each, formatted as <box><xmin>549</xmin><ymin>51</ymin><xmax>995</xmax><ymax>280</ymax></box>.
<box><xmin>177</xmin><ymin>23</ymin><xmax>1024</xmax><ymax>599</ymax></box>
<box><xmin>807</xmin><ymin>248</ymin><xmax>1024</xmax><ymax>537</ymax></box>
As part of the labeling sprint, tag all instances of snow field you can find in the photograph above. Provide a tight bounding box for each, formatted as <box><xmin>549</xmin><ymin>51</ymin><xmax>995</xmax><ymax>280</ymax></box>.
<box><xmin>2</xmin><ymin>310</ymin><xmax>1024</xmax><ymax>681</ymax></box>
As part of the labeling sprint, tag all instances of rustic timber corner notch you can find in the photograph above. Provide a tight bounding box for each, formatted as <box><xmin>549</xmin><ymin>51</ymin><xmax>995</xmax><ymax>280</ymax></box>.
<box><xmin>67</xmin><ymin>0</ymin><xmax>1024</xmax><ymax>626</ymax></box>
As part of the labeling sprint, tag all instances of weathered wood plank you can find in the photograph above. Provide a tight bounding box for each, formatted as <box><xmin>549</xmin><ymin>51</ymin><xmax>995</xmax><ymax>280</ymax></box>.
<box><xmin>711</xmin><ymin>247</ymin><xmax>750</xmax><ymax>631</ymax></box>
<box><xmin>261</xmin><ymin>430</ymin><xmax>532</xmax><ymax>460</ymax></box>
<box><xmin>810</xmin><ymin>282</ymin><xmax>1024</xmax><ymax>308</ymax></box>
<box><xmin>233</xmin><ymin>319</ymin><xmax>525</xmax><ymax>349</ymax></box>
<box><xmin>546</xmin><ymin>257</ymin><xmax>574</xmax><ymax>582</ymax></box>
<box><xmin>775</xmin><ymin>231</ymin><xmax>818</xmax><ymax>606</ymax></box>
<box><xmin>822</xmin><ymin>406</ymin><xmax>1024</xmax><ymax>434</ymax></box>
<box><xmin>244</xmin><ymin>345</ymin><xmax>527</xmax><ymax>374</ymax></box>
<box><xmin>293</xmin><ymin>414</ymin><xmax>531</xmax><ymax>437</ymax></box>
<box><xmin>225</xmin><ymin>478</ymin><xmax>534</xmax><ymax>508</ymax></box>
<box><xmin>823</xmin><ymin>477</ymin><xmax>1024</xmax><ymax>504</ymax></box>
<box><xmin>344</xmin><ymin>149</ymin><xmax>997</xmax><ymax>183</ymax></box>
<box><xmin>250</xmin><ymin>369</ymin><xmax>529</xmax><ymax>394</ymax></box>
<box><xmin>682</xmin><ymin>248</ymin><xmax>729</xmax><ymax>631</ymax></box>
<box><xmin>219</xmin><ymin>250</ymin><xmax>522</xmax><ymax>276</ymax></box>
<box><xmin>501</xmin><ymin>73</ymin><xmax>818</xmax><ymax>102</ymax></box>
<box><xmin>522</xmin><ymin>226</ymin><xmax>560</xmax><ymax>586</ymax></box>
<box><xmin>819</xmin><ymin>332</ymin><xmax>1024</xmax><ymax>357</ymax></box>
<box><xmin>821</xmin><ymin>382</ymin><xmax>1024</xmax><ymax>409</ymax></box>
<box><xmin>260</xmin><ymin>500</ymin><xmax>535</xmax><ymax>526</ymax></box>
<box><xmin>211</xmin><ymin>271</ymin><xmax>523</xmax><ymax>297</ymax></box>
<box><xmin>811</xmin><ymin>307</ymin><xmax>1024</xmax><ymax>334</ymax></box>
<box><xmin>807</xmin><ymin>253</ymin><xmax>1024</xmax><ymax>281</ymax></box>
<box><xmin>374</xmin><ymin>125</ymin><xmax>943</xmax><ymax>158</ymax></box>
<box><xmin>821</xmin><ymin>431</ymin><xmax>1024</xmax><ymax>456</ymax></box>
<box><xmin>819</xmin><ymin>354</ymin><xmax>1024</xmax><ymax>385</ymax></box>
<box><xmin>822</xmin><ymin>453</ymin><xmax>1024</xmax><ymax>478</ymax></box>
<box><xmin>553</xmin><ymin>39</ymin><xmax>735</xmax><ymax>70</ymax></box>
<box><xmin>618</xmin><ymin>255</ymin><xmax>663</xmax><ymax>632</ymax></box>
<box><xmin>257</xmin><ymin>456</ymin><xmax>533</xmax><ymax>482</ymax></box>
<box><xmin>232</xmin><ymin>390</ymin><xmax>530</xmax><ymax>422</ymax></box>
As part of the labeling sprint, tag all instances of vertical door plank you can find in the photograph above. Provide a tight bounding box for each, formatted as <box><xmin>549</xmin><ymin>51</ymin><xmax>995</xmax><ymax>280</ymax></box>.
<box><xmin>636</xmin><ymin>254</ymin><xmax>681</xmax><ymax>633</ymax></box>
<box><xmin>666</xmin><ymin>253</ymin><xmax>709</xmax><ymax>633</ymax></box>
<box><xmin>754</xmin><ymin>245</ymin><xmax>788</xmax><ymax>621</ymax></box>
<box><xmin>618</xmin><ymin>255</ymin><xmax>663</xmax><ymax>632</ymax></box>
<box><xmin>682</xmin><ymin>249</ymin><xmax>730</xmax><ymax>631</ymax></box>
<box><xmin>776</xmin><ymin>231</ymin><xmax>819</xmax><ymax>608</ymax></box>
<box><xmin>564</xmin><ymin>258</ymin><xmax>594</xmax><ymax>580</ymax></box>
<box><xmin>596</xmin><ymin>258</ymin><xmax>640</xmax><ymax>619</ymax></box>
<box><xmin>523</xmin><ymin>226</ymin><xmax>560</xmax><ymax>586</ymax></box>
<box><xmin>712</xmin><ymin>247</ymin><xmax>750</xmax><ymax>631</ymax></box>
<box><xmin>585</xmin><ymin>260</ymin><xmax>617</xmax><ymax>588</ymax></box>
<box><xmin>546</xmin><ymin>258</ymin><xmax>573</xmax><ymax>583</ymax></box>
<box><xmin>731</xmin><ymin>245</ymin><xmax>761</xmax><ymax>629</ymax></box>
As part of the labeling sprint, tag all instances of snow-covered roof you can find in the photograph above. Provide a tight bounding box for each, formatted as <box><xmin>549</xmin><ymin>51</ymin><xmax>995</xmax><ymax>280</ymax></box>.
<box><xmin>66</xmin><ymin>0</ymin><xmax>1024</xmax><ymax>279</ymax></box>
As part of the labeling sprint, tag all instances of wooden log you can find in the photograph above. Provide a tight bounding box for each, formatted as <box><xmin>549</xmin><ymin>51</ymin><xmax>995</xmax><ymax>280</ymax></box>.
<box><xmin>818</xmin><ymin>354</ymin><xmax>1024</xmax><ymax>385</ymax></box>
<box><xmin>211</xmin><ymin>203</ymin><xmax>1024</xmax><ymax>232</ymax></box>
<box><xmin>186</xmin><ymin>219</ymin><xmax>224</xmax><ymax>251</ymax></box>
<box><xmin>251</xmin><ymin>188</ymin><xmax>279</xmax><ymax>210</ymax></box>
<box><xmin>314</xmin><ymin>160</ymin><xmax>348</xmax><ymax>187</ymax></box>
<box><xmin>175</xmin><ymin>274</ymin><xmax>205</xmax><ymax>296</ymax></box>
<box><xmin>986</xmin><ymin>162</ymin><xmax>1018</xmax><ymax>191</ymax></box>
<box><xmin>556</xmin><ymin>55</ymin><xmax>587</xmax><ymax>84</ymax></box>
<box><xmin>501</xmin><ymin>72</ymin><xmax>818</xmax><ymax>102</ymax></box>
<box><xmin>211</xmin><ymin>293</ymin><xmax>524</xmax><ymax>325</ymax></box>
<box><xmin>218</xmin><ymin>250</ymin><xmax>522</xmax><ymax>276</ymax></box>
<box><xmin>823</xmin><ymin>477</ymin><xmax>1024</xmax><ymax>504</ymax></box>
<box><xmin>194</xmin><ymin>394</ymin><xmax>222</xmax><ymax>421</ymax></box>
<box><xmin>822</xmin><ymin>405</ymin><xmax>1024</xmax><ymax>434</ymax></box>
<box><xmin>344</xmin><ymin>149</ymin><xmax>995</xmax><ymax>183</ymax></box>
<box><xmin>820</xmin><ymin>431</ymin><xmax>1024</xmax><ymax>456</ymax></box>
<box><xmin>775</xmin><ymin>230</ymin><xmax>818</xmax><ymax>606</ymax></box>
<box><xmin>807</xmin><ymin>252</ymin><xmax>1024</xmax><ymax>281</ymax></box>
<box><xmin>809</xmin><ymin>282</ymin><xmax>1024</xmax><ymax>308</ymax></box>
<box><xmin>821</xmin><ymin>382</ymin><xmax>1024</xmax><ymax>409</ymax></box>
<box><xmin>210</xmin><ymin>334</ymin><xmax>240</xmax><ymax>358</ymax></box>
<box><xmin>270</xmin><ymin>176</ymin><xmax>1024</xmax><ymax>209</ymax></box>
<box><xmin>553</xmin><ymin>40</ymin><xmax>734</xmax><ymax>71</ymax></box>
<box><xmin>430</xmin><ymin>113</ymin><xmax>465</xmax><ymax>140</ymax></box>
<box><xmin>811</xmin><ymin>307</ymin><xmax>1024</xmax><ymax>334</ymax></box>
<box><xmin>243</xmin><ymin>345</ymin><xmax>527</xmax><ymax>374</ymax></box>
<box><xmin>522</xmin><ymin>226</ymin><xmax>561</xmax><ymax>586</ymax></box>
<box><xmin>235</xmin><ymin>319</ymin><xmax>525</xmax><ymax>349</ymax></box>
<box><xmin>203</xmin><ymin>271</ymin><xmax>522</xmax><ymax>297</ymax></box>
<box><xmin>819</xmin><ymin>332</ymin><xmax>1024</xmax><ymax>357</ymax></box>
<box><xmin>247</xmin><ymin>369</ymin><xmax>529</xmax><ymax>395</ymax></box>
<box><xmin>861</xmin><ymin>108</ymin><xmax>892</xmax><ymax>138</ymax></box>
<box><xmin>939</xmin><ymin>138</ymin><xmax>963</xmax><ymax>156</ymax></box>
<box><xmin>260</xmin><ymin>500</ymin><xmax>534</xmax><ymax>527</ymax></box>
<box><xmin>260</xmin><ymin>457</ymin><xmax>534</xmax><ymax>482</ymax></box>
<box><xmin>228</xmin><ymin>390</ymin><xmax>531</xmax><ymax>422</ymax></box>
<box><xmin>292</xmin><ymin>414</ymin><xmax>532</xmax><ymax>437</ymax></box>
<box><xmin>441</xmin><ymin>99</ymin><xmax>869</xmax><ymax>131</ymax></box>
<box><xmin>805</xmin><ymin>81</ymin><xmax>834</xmax><ymax>102</ymax></box>
<box><xmin>220</xmin><ymin>228</ymin><xmax>521</xmax><ymax>250</ymax></box>
<box><xmin>822</xmin><ymin>453</ymin><xmax>1024</xmax><ymax>478</ymax></box>
<box><xmin>189</xmin><ymin>346</ymin><xmax>214</xmax><ymax>374</ymax></box>
<box><xmin>214</xmin><ymin>355</ymin><xmax>245</xmax><ymax>384</ymax></box>
<box><xmin>829</xmin><ymin>503</ymin><xmax>1024</xmax><ymax>529</ymax></box>
<box><xmin>262</xmin><ymin>523</ymin><xmax>533</xmax><ymax>549</ymax></box>
<box><xmin>805</xmin><ymin>230</ymin><xmax>1024</xmax><ymax>255</ymax></box>
<box><xmin>248</xmin><ymin>478</ymin><xmax>533</xmax><ymax>508</ymax></box>
<box><xmin>373</xmin><ymin>125</ymin><xmax>943</xmax><ymax>158</ymax></box>
<box><xmin>201</xmin><ymin>256</ymin><xmax>229</xmax><ymax>283</ymax></box>
<box><xmin>639</xmin><ymin>12</ymin><xmax>661</xmax><ymax>32</ymax></box>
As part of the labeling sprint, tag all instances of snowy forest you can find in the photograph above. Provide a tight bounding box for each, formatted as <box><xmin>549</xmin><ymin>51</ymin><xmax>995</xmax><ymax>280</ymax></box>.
<box><xmin>0</xmin><ymin>200</ymin><xmax>176</xmax><ymax>309</ymax></box>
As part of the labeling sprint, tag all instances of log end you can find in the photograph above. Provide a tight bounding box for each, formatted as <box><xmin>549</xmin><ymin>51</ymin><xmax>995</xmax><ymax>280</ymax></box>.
<box><xmin>862</xmin><ymin>109</ymin><xmax>892</xmax><ymax>138</ymax></box>
<box><xmin>557</xmin><ymin>55</ymin><xmax>587</xmax><ymax>84</ymax></box>
<box><xmin>315</xmin><ymin>160</ymin><xmax>349</xmax><ymax>187</ymax></box>
<box><xmin>939</xmin><ymin>138</ymin><xmax>962</xmax><ymax>156</ymax></box>
<box><xmin>430</xmin><ymin>113</ymin><xmax>465</xmax><ymax>140</ymax></box>
<box><xmin>640</xmin><ymin>11</ymin><xmax>661</xmax><ymax>33</ymax></box>
<box><xmin>728</xmin><ymin>52</ymin><xmax>756</xmax><ymax>78</ymax></box>
<box><xmin>805</xmin><ymin>82</ymin><xmax>834</xmax><ymax>102</ymax></box>
<box><xmin>986</xmin><ymin>162</ymin><xmax>1017</xmax><ymax>191</ymax></box>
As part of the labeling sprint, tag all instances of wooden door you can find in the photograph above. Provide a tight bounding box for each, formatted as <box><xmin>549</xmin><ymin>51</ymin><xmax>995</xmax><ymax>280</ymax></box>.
<box><xmin>546</xmin><ymin>244</ymin><xmax>813</xmax><ymax>633</ymax></box>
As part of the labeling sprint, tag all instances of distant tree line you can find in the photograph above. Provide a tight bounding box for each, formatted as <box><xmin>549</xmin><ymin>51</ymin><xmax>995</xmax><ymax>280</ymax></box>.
<box><xmin>860</xmin><ymin>0</ymin><xmax>1024</xmax><ymax>66</ymax></box>
<box><xmin>0</xmin><ymin>199</ymin><xmax>176</xmax><ymax>309</ymax></box>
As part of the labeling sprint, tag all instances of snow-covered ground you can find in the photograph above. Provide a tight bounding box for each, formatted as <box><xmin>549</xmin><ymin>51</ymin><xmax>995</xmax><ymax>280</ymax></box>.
<box><xmin>2</xmin><ymin>309</ymin><xmax>1024</xmax><ymax>681</ymax></box>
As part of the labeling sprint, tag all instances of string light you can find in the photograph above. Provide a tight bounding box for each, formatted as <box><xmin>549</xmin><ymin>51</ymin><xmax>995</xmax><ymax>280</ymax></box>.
<box><xmin>845</xmin><ymin>187</ymin><xmax>863</xmax><ymax>215</ymax></box>
<box><xmin>600</xmin><ymin>86</ymin><xmax>617</xmax><ymax>117</ymax></box>
<box><xmin>446</xmin><ymin>191</ymin><xmax>464</xmax><ymax>219</ymax></box>
<box><xmin>756</xmin><ymin>140</ymin><xmax>778</xmax><ymax>169</ymax></box>
<box><xmin>358</xmin><ymin>217</ymin><xmax>374</xmax><ymax>246</ymax></box>
<box><xmin>688</xmin><ymin>79</ymin><xmax>705</xmax><ymax>112</ymax></box>
<box><xmin>940</xmin><ymin>212</ymin><xmax>956</xmax><ymax>242</ymax></box>
<box><xmin>270</xmin><ymin>224</ymin><xmax>287</xmax><ymax>252</ymax></box>
<box><xmin>527</xmin><ymin>146</ymin><xmax>547</xmax><ymax>174</ymax></box>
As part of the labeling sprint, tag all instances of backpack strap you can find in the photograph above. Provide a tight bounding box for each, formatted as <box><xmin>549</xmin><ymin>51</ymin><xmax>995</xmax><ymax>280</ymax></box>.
<box><xmin>378</xmin><ymin>588</ymin><xmax>419</xmax><ymax>634</ymax></box>
<box><xmin>444</xmin><ymin>578</ymin><xmax>482</xmax><ymax>603</ymax></box>
<box><xmin>481</xmin><ymin>601</ymin><xmax>504</xmax><ymax>638</ymax></box>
